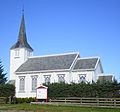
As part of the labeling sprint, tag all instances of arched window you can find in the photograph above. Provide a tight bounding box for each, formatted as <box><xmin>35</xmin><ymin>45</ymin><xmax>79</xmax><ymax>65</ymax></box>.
<box><xmin>31</xmin><ymin>76</ymin><xmax>38</xmax><ymax>92</ymax></box>
<box><xmin>44</xmin><ymin>75</ymin><xmax>51</xmax><ymax>85</ymax></box>
<box><xmin>19</xmin><ymin>76</ymin><xmax>25</xmax><ymax>92</ymax></box>
<box><xmin>79</xmin><ymin>74</ymin><xmax>86</xmax><ymax>83</ymax></box>
<box><xmin>58</xmin><ymin>74</ymin><xmax>65</xmax><ymax>83</ymax></box>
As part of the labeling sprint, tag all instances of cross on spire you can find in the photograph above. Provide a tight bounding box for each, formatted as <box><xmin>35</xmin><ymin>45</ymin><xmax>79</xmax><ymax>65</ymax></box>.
<box><xmin>22</xmin><ymin>5</ymin><xmax>24</xmax><ymax>15</ymax></box>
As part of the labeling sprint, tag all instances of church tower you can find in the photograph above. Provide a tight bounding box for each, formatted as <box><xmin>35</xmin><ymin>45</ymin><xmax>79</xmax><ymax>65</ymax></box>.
<box><xmin>10</xmin><ymin>13</ymin><xmax>33</xmax><ymax>80</ymax></box>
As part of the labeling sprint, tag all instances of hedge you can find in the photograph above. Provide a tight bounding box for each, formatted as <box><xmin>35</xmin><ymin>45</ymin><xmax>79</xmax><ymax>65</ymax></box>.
<box><xmin>47</xmin><ymin>80</ymin><xmax>120</xmax><ymax>98</ymax></box>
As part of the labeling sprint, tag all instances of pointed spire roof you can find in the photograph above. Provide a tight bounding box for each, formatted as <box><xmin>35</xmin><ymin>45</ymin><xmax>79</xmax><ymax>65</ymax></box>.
<box><xmin>11</xmin><ymin>13</ymin><xmax>33</xmax><ymax>51</ymax></box>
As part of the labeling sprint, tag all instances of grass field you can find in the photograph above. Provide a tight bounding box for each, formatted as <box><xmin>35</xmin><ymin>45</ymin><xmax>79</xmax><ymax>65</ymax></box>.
<box><xmin>0</xmin><ymin>103</ymin><xmax>120</xmax><ymax>112</ymax></box>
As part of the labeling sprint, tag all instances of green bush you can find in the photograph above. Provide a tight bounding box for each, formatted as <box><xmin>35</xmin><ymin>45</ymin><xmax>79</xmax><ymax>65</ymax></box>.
<box><xmin>0</xmin><ymin>84</ymin><xmax>15</xmax><ymax>97</ymax></box>
<box><xmin>47</xmin><ymin>81</ymin><xmax>120</xmax><ymax>98</ymax></box>
<box><xmin>15</xmin><ymin>97</ymin><xmax>36</xmax><ymax>104</ymax></box>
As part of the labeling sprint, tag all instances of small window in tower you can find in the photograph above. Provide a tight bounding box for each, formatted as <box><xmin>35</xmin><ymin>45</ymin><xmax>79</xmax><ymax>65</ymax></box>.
<box><xmin>15</xmin><ymin>50</ymin><xmax>19</xmax><ymax>57</ymax></box>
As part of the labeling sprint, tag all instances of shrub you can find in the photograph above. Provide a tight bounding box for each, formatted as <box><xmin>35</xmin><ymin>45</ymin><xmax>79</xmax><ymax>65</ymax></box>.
<box><xmin>47</xmin><ymin>81</ymin><xmax>120</xmax><ymax>98</ymax></box>
<box><xmin>15</xmin><ymin>97</ymin><xmax>36</xmax><ymax>104</ymax></box>
<box><xmin>0</xmin><ymin>84</ymin><xmax>15</xmax><ymax>97</ymax></box>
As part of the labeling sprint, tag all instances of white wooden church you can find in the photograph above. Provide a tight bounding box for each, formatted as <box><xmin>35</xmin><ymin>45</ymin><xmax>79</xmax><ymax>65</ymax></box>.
<box><xmin>9</xmin><ymin>14</ymin><xmax>103</xmax><ymax>98</ymax></box>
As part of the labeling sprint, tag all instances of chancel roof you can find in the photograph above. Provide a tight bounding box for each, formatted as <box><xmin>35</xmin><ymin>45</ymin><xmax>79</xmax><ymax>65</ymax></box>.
<box><xmin>73</xmin><ymin>57</ymin><xmax>99</xmax><ymax>70</ymax></box>
<box><xmin>16</xmin><ymin>53</ymin><xmax>79</xmax><ymax>73</ymax></box>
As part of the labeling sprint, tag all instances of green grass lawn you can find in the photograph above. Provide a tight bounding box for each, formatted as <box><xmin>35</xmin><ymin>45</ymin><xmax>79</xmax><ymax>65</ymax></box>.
<box><xmin>0</xmin><ymin>103</ymin><xmax>120</xmax><ymax>112</ymax></box>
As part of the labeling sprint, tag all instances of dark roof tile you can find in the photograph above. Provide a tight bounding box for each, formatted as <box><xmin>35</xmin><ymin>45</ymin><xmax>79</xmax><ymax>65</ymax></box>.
<box><xmin>74</xmin><ymin>57</ymin><xmax>99</xmax><ymax>70</ymax></box>
<box><xmin>16</xmin><ymin>53</ymin><xmax>79</xmax><ymax>73</ymax></box>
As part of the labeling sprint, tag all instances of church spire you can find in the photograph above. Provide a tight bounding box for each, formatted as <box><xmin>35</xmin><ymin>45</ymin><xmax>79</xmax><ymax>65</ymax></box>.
<box><xmin>11</xmin><ymin>11</ymin><xmax>33</xmax><ymax>51</ymax></box>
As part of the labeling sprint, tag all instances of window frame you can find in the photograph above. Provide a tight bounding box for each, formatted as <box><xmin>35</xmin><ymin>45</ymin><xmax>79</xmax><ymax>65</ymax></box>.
<box><xmin>78</xmin><ymin>74</ymin><xmax>86</xmax><ymax>83</ymax></box>
<box><xmin>57</xmin><ymin>74</ymin><xmax>65</xmax><ymax>83</ymax></box>
<box><xmin>19</xmin><ymin>76</ymin><xmax>25</xmax><ymax>93</ymax></box>
<box><xmin>31</xmin><ymin>75</ymin><xmax>38</xmax><ymax>92</ymax></box>
<box><xmin>15</xmin><ymin>49</ymin><xmax>20</xmax><ymax>57</ymax></box>
<box><xmin>44</xmin><ymin>75</ymin><xmax>51</xmax><ymax>85</ymax></box>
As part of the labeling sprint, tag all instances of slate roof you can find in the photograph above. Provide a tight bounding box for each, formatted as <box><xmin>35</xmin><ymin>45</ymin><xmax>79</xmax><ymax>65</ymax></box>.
<box><xmin>16</xmin><ymin>53</ymin><xmax>79</xmax><ymax>73</ymax></box>
<box><xmin>11</xmin><ymin>14</ymin><xmax>33</xmax><ymax>51</ymax></box>
<box><xmin>73</xmin><ymin>57</ymin><xmax>99</xmax><ymax>70</ymax></box>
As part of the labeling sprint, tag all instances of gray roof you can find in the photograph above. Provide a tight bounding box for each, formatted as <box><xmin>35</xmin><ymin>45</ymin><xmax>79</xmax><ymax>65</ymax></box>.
<box><xmin>11</xmin><ymin>14</ymin><xmax>33</xmax><ymax>51</ymax></box>
<box><xmin>16</xmin><ymin>53</ymin><xmax>79</xmax><ymax>73</ymax></box>
<box><xmin>98</xmin><ymin>75</ymin><xmax>113</xmax><ymax>82</ymax></box>
<box><xmin>74</xmin><ymin>57</ymin><xmax>99</xmax><ymax>70</ymax></box>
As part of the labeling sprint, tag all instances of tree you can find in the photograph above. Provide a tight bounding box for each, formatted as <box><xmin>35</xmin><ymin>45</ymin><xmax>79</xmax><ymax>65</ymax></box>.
<box><xmin>0</xmin><ymin>84</ymin><xmax>15</xmax><ymax>97</ymax></box>
<box><xmin>0</xmin><ymin>60</ymin><xmax>7</xmax><ymax>84</ymax></box>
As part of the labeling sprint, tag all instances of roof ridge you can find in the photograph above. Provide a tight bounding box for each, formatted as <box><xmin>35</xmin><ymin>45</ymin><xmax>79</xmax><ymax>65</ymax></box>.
<box><xmin>77</xmin><ymin>56</ymin><xmax>100</xmax><ymax>60</ymax></box>
<box><xmin>29</xmin><ymin>52</ymin><xmax>79</xmax><ymax>59</ymax></box>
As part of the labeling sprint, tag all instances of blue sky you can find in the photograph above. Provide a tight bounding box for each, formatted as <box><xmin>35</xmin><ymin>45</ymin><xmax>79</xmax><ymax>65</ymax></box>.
<box><xmin>0</xmin><ymin>0</ymin><xmax>120</xmax><ymax>81</ymax></box>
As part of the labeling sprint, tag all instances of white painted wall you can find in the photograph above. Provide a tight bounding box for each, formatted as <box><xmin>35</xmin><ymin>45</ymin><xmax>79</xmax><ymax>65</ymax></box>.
<box><xmin>16</xmin><ymin>73</ymin><xmax>36</xmax><ymax>98</ymax></box>
<box><xmin>15</xmin><ymin>69</ymin><xmax>104</xmax><ymax>98</ymax></box>
<box><xmin>10</xmin><ymin>48</ymin><xmax>33</xmax><ymax>80</ymax></box>
<box><xmin>94</xmin><ymin>61</ymin><xmax>103</xmax><ymax>81</ymax></box>
<box><xmin>71</xmin><ymin>71</ymin><xmax>94</xmax><ymax>83</ymax></box>
<box><xmin>35</xmin><ymin>72</ymin><xmax>70</xmax><ymax>85</ymax></box>
<box><xmin>16</xmin><ymin>71</ymin><xmax>70</xmax><ymax>98</ymax></box>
